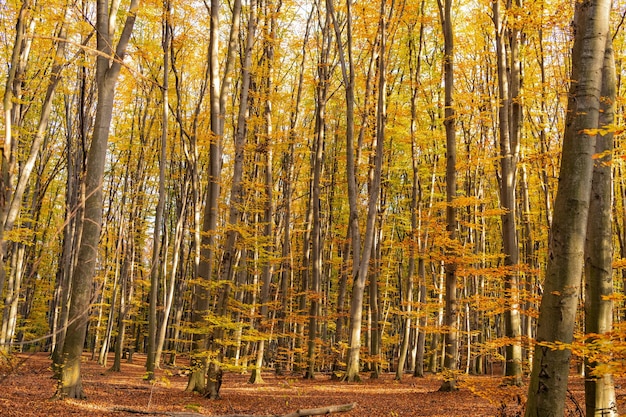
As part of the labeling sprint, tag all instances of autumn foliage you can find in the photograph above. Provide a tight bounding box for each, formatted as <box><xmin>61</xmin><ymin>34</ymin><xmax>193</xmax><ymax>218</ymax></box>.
<box><xmin>0</xmin><ymin>0</ymin><xmax>625</xmax><ymax>415</ymax></box>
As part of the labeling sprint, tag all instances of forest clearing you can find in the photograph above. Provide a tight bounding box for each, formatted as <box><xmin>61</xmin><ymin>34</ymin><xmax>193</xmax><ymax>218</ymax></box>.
<box><xmin>1</xmin><ymin>352</ymin><xmax>609</xmax><ymax>417</ymax></box>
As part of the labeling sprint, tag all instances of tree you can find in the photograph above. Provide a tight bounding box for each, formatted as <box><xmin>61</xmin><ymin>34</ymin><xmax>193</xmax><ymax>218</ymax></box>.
<box><xmin>305</xmin><ymin>0</ymin><xmax>330</xmax><ymax>380</ymax></box>
<box><xmin>493</xmin><ymin>0</ymin><xmax>522</xmax><ymax>385</ymax></box>
<box><xmin>146</xmin><ymin>0</ymin><xmax>172</xmax><ymax>379</ymax></box>
<box><xmin>524</xmin><ymin>0</ymin><xmax>612</xmax><ymax>414</ymax></box>
<box><xmin>56</xmin><ymin>0</ymin><xmax>139</xmax><ymax>399</ymax></box>
<box><xmin>584</xmin><ymin>33</ymin><xmax>617</xmax><ymax>417</ymax></box>
<box><xmin>437</xmin><ymin>0</ymin><xmax>459</xmax><ymax>392</ymax></box>
<box><xmin>186</xmin><ymin>0</ymin><xmax>241</xmax><ymax>395</ymax></box>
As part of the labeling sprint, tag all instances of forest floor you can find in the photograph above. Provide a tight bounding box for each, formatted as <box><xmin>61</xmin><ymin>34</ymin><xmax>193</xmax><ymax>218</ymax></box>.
<box><xmin>2</xmin><ymin>352</ymin><xmax>625</xmax><ymax>416</ymax></box>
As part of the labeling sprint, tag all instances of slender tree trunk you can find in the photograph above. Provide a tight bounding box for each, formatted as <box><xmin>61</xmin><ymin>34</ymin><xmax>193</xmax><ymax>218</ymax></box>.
<box><xmin>402</xmin><ymin>9</ymin><xmax>425</xmax><ymax>379</ymax></box>
<box><xmin>437</xmin><ymin>0</ymin><xmax>458</xmax><ymax>392</ymax></box>
<box><xmin>250</xmin><ymin>1</ymin><xmax>277</xmax><ymax>383</ymax></box>
<box><xmin>0</xmin><ymin>0</ymin><xmax>33</xmax><ymax>305</ymax></box>
<box><xmin>146</xmin><ymin>0</ymin><xmax>172</xmax><ymax>379</ymax></box>
<box><xmin>524</xmin><ymin>0</ymin><xmax>611</xmax><ymax>414</ymax></box>
<box><xmin>493</xmin><ymin>0</ymin><xmax>522</xmax><ymax>385</ymax></box>
<box><xmin>277</xmin><ymin>10</ymin><xmax>311</xmax><ymax>375</ymax></box>
<box><xmin>155</xmin><ymin>180</ymin><xmax>188</xmax><ymax>367</ymax></box>
<box><xmin>187</xmin><ymin>0</ymin><xmax>241</xmax><ymax>395</ymax></box>
<box><xmin>584</xmin><ymin>33</ymin><xmax>617</xmax><ymax>417</ymax></box>
<box><xmin>98</xmin><ymin>236</ymin><xmax>122</xmax><ymax>366</ymax></box>
<box><xmin>112</xmin><ymin>241</ymin><xmax>134</xmax><ymax>372</ymax></box>
<box><xmin>305</xmin><ymin>5</ymin><xmax>330</xmax><ymax>378</ymax></box>
<box><xmin>51</xmin><ymin>63</ymin><xmax>89</xmax><ymax>366</ymax></box>
<box><xmin>519</xmin><ymin>162</ymin><xmax>536</xmax><ymax>364</ymax></box>
<box><xmin>414</xmin><ymin>258</ymin><xmax>428</xmax><ymax>377</ymax></box>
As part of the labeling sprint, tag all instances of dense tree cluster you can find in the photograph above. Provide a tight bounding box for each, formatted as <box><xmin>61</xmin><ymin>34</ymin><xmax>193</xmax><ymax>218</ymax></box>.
<box><xmin>0</xmin><ymin>0</ymin><xmax>625</xmax><ymax>415</ymax></box>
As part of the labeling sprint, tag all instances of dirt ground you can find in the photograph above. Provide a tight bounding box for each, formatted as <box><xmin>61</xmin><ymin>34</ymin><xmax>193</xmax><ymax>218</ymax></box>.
<box><xmin>1</xmin><ymin>352</ymin><xmax>624</xmax><ymax>416</ymax></box>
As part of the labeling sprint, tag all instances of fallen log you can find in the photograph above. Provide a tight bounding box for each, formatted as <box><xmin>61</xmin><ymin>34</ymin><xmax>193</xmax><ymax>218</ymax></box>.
<box><xmin>280</xmin><ymin>402</ymin><xmax>356</xmax><ymax>417</ymax></box>
<box><xmin>112</xmin><ymin>402</ymin><xmax>356</xmax><ymax>417</ymax></box>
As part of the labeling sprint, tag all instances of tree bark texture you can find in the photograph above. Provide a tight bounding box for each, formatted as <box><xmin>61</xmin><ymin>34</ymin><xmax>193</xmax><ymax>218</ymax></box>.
<box><xmin>57</xmin><ymin>0</ymin><xmax>139</xmax><ymax>399</ymax></box>
<box><xmin>584</xmin><ymin>33</ymin><xmax>617</xmax><ymax>417</ymax></box>
<box><xmin>493</xmin><ymin>0</ymin><xmax>522</xmax><ymax>385</ymax></box>
<box><xmin>437</xmin><ymin>0</ymin><xmax>458</xmax><ymax>392</ymax></box>
<box><xmin>525</xmin><ymin>0</ymin><xmax>611</xmax><ymax>415</ymax></box>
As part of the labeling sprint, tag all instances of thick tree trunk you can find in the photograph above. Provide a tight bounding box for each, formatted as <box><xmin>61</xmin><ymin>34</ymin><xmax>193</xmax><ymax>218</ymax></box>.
<box><xmin>524</xmin><ymin>0</ymin><xmax>611</xmax><ymax>415</ymax></box>
<box><xmin>56</xmin><ymin>0</ymin><xmax>139</xmax><ymax>399</ymax></box>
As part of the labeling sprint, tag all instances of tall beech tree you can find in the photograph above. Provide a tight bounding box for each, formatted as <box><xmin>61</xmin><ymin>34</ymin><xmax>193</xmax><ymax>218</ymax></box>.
<box><xmin>584</xmin><ymin>33</ymin><xmax>617</xmax><ymax>417</ymax></box>
<box><xmin>56</xmin><ymin>0</ymin><xmax>140</xmax><ymax>399</ymax></box>
<box><xmin>0</xmin><ymin>0</ymin><xmax>33</xmax><ymax>305</ymax></box>
<box><xmin>146</xmin><ymin>0</ymin><xmax>172</xmax><ymax>378</ymax></box>
<box><xmin>493</xmin><ymin>0</ymin><xmax>522</xmax><ymax>385</ymax></box>
<box><xmin>524</xmin><ymin>0</ymin><xmax>611</xmax><ymax>415</ymax></box>
<box><xmin>186</xmin><ymin>0</ymin><xmax>241</xmax><ymax>396</ymax></box>
<box><xmin>437</xmin><ymin>0</ymin><xmax>459</xmax><ymax>392</ymax></box>
<box><xmin>306</xmin><ymin>0</ymin><xmax>331</xmax><ymax>380</ymax></box>
<box><xmin>326</xmin><ymin>0</ymin><xmax>358</xmax><ymax>382</ymax></box>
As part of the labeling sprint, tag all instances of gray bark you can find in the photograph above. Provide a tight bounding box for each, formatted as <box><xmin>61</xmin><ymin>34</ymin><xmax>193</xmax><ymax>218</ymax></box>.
<box><xmin>524</xmin><ymin>0</ymin><xmax>611</xmax><ymax>415</ymax></box>
<box><xmin>437</xmin><ymin>0</ymin><xmax>458</xmax><ymax>392</ymax></box>
<box><xmin>187</xmin><ymin>0</ymin><xmax>241</xmax><ymax>395</ymax></box>
<box><xmin>493</xmin><ymin>0</ymin><xmax>522</xmax><ymax>385</ymax></box>
<box><xmin>146</xmin><ymin>0</ymin><xmax>172</xmax><ymax>379</ymax></box>
<box><xmin>56</xmin><ymin>0</ymin><xmax>139</xmax><ymax>399</ymax></box>
<box><xmin>584</xmin><ymin>33</ymin><xmax>617</xmax><ymax>417</ymax></box>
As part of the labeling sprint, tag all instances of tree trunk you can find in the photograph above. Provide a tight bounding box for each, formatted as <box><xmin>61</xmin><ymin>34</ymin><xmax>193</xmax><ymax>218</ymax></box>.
<box><xmin>146</xmin><ymin>0</ymin><xmax>172</xmax><ymax>379</ymax></box>
<box><xmin>186</xmin><ymin>0</ymin><xmax>241</xmax><ymax>395</ymax></box>
<box><xmin>250</xmin><ymin>2</ymin><xmax>277</xmax><ymax>384</ymax></box>
<box><xmin>51</xmin><ymin>59</ymin><xmax>89</xmax><ymax>366</ymax></box>
<box><xmin>112</xmin><ymin>239</ymin><xmax>134</xmax><ymax>372</ymax></box>
<box><xmin>56</xmin><ymin>0</ymin><xmax>139</xmax><ymax>399</ymax></box>
<box><xmin>305</xmin><ymin>4</ymin><xmax>329</xmax><ymax>378</ymax></box>
<box><xmin>493</xmin><ymin>0</ymin><xmax>522</xmax><ymax>386</ymax></box>
<box><xmin>437</xmin><ymin>0</ymin><xmax>458</xmax><ymax>392</ymax></box>
<box><xmin>584</xmin><ymin>33</ymin><xmax>617</xmax><ymax>417</ymax></box>
<box><xmin>524</xmin><ymin>0</ymin><xmax>611</xmax><ymax>414</ymax></box>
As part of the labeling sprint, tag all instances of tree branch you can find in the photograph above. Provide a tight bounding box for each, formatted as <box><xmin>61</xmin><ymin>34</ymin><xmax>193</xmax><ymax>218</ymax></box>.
<box><xmin>112</xmin><ymin>402</ymin><xmax>356</xmax><ymax>417</ymax></box>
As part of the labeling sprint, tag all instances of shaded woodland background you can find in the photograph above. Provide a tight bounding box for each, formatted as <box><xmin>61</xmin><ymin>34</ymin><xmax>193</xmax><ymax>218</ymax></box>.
<box><xmin>1</xmin><ymin>0</ymin><xmax>626</xmax><ymax>411</ymax></box>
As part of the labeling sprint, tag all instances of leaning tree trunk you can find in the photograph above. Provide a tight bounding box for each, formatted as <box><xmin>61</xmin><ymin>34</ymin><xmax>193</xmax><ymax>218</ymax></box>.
<box><xmin>524</xmin><ymin>0</ymin><xmax>611</xmax><ymax>415</ymax></box>
<box><xmin>55</xmin><ymin>0</ymin><xmax>139</xmax><ymax>399</ymax></box>
<box><xmin>584</xmin><ymin>33</ymin><xmax>617</xmax><ymax>417</ymax></box>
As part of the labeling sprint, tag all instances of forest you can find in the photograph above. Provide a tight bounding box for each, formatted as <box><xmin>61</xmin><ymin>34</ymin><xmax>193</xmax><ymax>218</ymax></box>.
<box><xmin>1</xmin><ymin>0</ymin><xmax>625</xmax><ymax>416</ymax></box>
